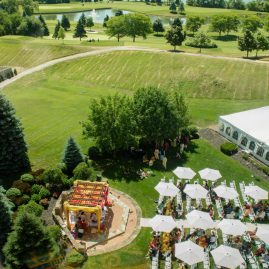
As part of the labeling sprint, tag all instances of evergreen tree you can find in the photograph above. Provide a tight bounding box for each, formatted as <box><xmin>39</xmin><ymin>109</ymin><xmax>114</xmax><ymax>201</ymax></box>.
<box><xmin>79</xmin><ymin>13</ymin><xmax>86</xmax><ymax>26</ymax></box>
<box><xmin>86</xmin><ymin>16</ymin><xmax>94</xmax><ymax>30</ymax></box>
<box><xmin>61</xmin><ymin>15</ymin><xmax>70</xmax><ymax>31</ymax></box>
<box><xmin>165</xmin><ymin>25</ymin><xmax>186</xmax><ymax>51</ymax></box>
<box><xmin>103</xmin><ymin>14</ymin><xmax>109</xmax><ymax>27</ymax></box>
<box><xmin>73</xmin><ymin>19</ymin><xmax>87</xmax><ymax>40</ymax></box>
<box><xmin>255</xmin><ymin>32</ymin><xmax>269</xmax><ymax>57</ymax></box>
<box><xmin>153</xmin><ymin>19</ymin><xmax>165</xmax><ymax>35</ymax></box>
<box><xmin>38</xmin><ymin>15</ymin><xmax>49</xmax><ymax>36</ymax></box>
<box><xmin>0</xmin><ymin>95</ymin><xmax>30</xmax><ymax>176</ymax></box>
<box><xmin>238</xmin><ymin>29</ymin><xmax>256</xmax><ymax>57</ymax></box>
<box><xmin>179</xmin><ymin>2</ymin><xmax>185</xmax><ymax>13</ymax></box>
<box><xmin>3</xmin><ymin>211</ymin><xmax>55</xmax><ymax>269</ymax></box>
<box><xmin>169</xmin><ymin>2</ymin><xmax>177</xmax><ymax>13</ymax></box>
<box><xmin>57</xmin><ymin>26</ymin><xmax>65</xmax><ymax>43</ymax></box>
<box><xmin>52</xmin><ymin>20</ymin><xmax>60</xmax><ymax>39</ymax></box>
<box><xmin>62</xmin><ymin>137</ymin><xmax>84</xmax><ymax>174</ymax></box>
<box><xmin>0</xmin><ymin>190</ymin><xmax>13</xmax><ymax>257</ymax></box>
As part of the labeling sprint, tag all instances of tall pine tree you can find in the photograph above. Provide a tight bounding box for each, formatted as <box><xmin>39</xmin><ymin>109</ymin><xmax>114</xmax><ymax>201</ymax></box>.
<box><xmin>62</xmin><ymin>137</ymin><xmax>84</xmax><ymax>174</ymax></box>
<box><xmin>52</xmin><ymin>20</ymin><xmax>60</xmax><ymax>39</ymax></box>
<box><xmin>3</xmin><ymin>211</ymin><xmax>55</xmax><ymax>268</ymax></box>
<box><xmin>73</xmin><ymin>19</ymin><xmax>87</xmax><ymax>41</ymax></box>
<box><xmin>38</xmin><ymin>15</ymin><xmax>50</xmax><ymax>36</ymax></box>
<box><xmin>61</xmin><ymin>15</ymin><xmax>70</xmax><ymax>31</ymax></box>
<box><xmin>0</xmin><ymin>95</ymin><xmax>30</xmax><ymax>176</ymax></box>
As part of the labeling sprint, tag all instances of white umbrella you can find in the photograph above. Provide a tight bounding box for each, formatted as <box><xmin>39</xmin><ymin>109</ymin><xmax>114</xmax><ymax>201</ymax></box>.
<box><xmin>256</xmin><ymin>225</ymin><xmax>269</xmax><ymax>244</ymax></box>
<box><xmin>244</xmin><ymin>185</ymin><xmax>268</xmax><ymax>201</ymax></box>
<box><xmin>173</xmin><ymin>167</ymin><xmax>196</xmax><ymax>180</ymax></box>
<box><xmin>218</xmin><ymin>219</ymin><xmax>247</xmax><ymax>236</ymax></box>
<box><xmin>175</xmin><ymin>240</ymin><xmax>205</xmax><ymax>265</ymax></box>
<box><xmin>149</xmin><ymin>215</ymin><xmax>177</xmax><ymax>233</ymax></box>
<box><xmin>211</xmin><ymin>245</ymin><xmax>245</xmax><ymax>269</ymax></box>
<box><xmin>186</xmin><ymin>210</ymin><xmax>215</xmax><ymax>230</ymax></box>
<box><xmin>199</xmin><ymin>168</ymin><xmax>222</xmax><ymax>182</ymax></box>
<box><xmin>155</xmin><ymin>182</ymin><xmax>178</xmax><ymax>197</ymax></box>
<box><xmin>183</xmin><ymin>184</ymin><xmax>208</xmax><ymax>199</ymax></box>
<box><xmin>213</xmin><ymin>185</ymin><xmax>239</xmax><ymax>200</ymax></box>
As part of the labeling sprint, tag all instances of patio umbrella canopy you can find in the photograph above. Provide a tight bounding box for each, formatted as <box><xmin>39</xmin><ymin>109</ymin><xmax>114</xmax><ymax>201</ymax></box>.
<box><xmin>149</xmin><ymin>215</ymin><xmax>177</xmax><ymax>233</ymax></box>
<box><xmin>154</xmin><ymin>182</ymin><xmax>179</xmax><ymax>197</ymax></box>
<box><xmin>211</xmin><ymin>245</ymin><xmax>245</xmax><ymax>269</ymax></box>
<box><xmin>173</xmin><ymin>167</ymin><xmax>196</xmax><ymax>180</ymax></box>
<box><xmin>175</xmin><ymin>240</ymin><xmax>205</xmax><ymax>265</ymax></box>
<box><xmin>217</xmin><ymin>219</ymin><xmax>247</xmax><ymax>236</ymax></box>
<box><xmin>213</xmin><ymin>185</ymin><xmax>239</xmax><ymax>200</ymax></box>
<box><xmin>186</xmin><ymin>210</ymin><xmax>215</xmax><ymax>230</ymax></box>
<box><xmin>198</xmin><ymin>168</ymin><xmax>222</xmax><ymax>182</ymax></box>
<box><xmin>244</xmin><ymin>185</ymin><xmax>268</xmax><ymax>201</ymax></box>
<box><xmin>183</xmin><ymin>184</ymin><xmax>208</xmax><ymax>199</ymax></box>
<box><xmin>256</xmin><ymin>225</ymin><xmax>269</xmax><ymax>244</ymax></box>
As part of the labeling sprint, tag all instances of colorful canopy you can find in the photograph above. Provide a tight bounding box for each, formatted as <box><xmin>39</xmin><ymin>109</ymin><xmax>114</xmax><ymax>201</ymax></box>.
<box><xmin>149</xmin><ymin>215</ymin><xmax>177</xmax><ymax>233</ymax></box>
<box><xmin>211</xmin><ymin>245</ymin><xmax>245</xmax><ymax>269</ymax></box>
<box><xmin>213</xmin><ymin>185</ymin><xmax>239</xmax><ymax>200</ymax></box>
<box><xmin>175</xmin><ymin>240</ymin><xmax>205</xmax><ymax>265</ymax></box>
<box><xmin>199</xmin><ymin>168</ymin><xmax>222</xmax><ymax>182</ymax></box>
<box><xmin>183</xmin><ymin>184</ymin><xmax>208</xmax><ymax>199</ymax></box>
<box><xmin>173</xmin><ymin>167</ymin><xmax>196</xmax><ymax>180</ymax></box>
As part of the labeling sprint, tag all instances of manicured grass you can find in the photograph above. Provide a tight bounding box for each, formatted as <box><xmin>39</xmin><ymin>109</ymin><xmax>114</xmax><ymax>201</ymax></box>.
<box><xmin>3</xmin><ymin>50</ymin><xmax>269</xmax><ymax>168</ymax></box>
<box><xmin>38</xmin><ymin>1</ymin><xmax>259</xmax><ymax>17</ymax></box>
<box><xmin>0</xmin><ymin>36</ymin><xmax>94</xmax><ymax>69</ymax></box>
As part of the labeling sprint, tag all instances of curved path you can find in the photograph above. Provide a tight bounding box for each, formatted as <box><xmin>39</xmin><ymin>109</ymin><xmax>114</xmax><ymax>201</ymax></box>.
<box><xmin>1</xmin><ymin>46</ymin><xmax>268</xmax><ymax>90</ymax></box>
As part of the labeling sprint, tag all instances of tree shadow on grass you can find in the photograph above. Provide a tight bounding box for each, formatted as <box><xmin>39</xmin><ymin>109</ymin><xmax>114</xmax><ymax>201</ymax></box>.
<box><xmin>167</xmin><ymin>49</ymin><xmax>185</xmax><ymax>53</ymax></box>
<box><xmin>92</xmin><ymin>140</ymin><xmax>199</xmax><ymax>183</ymax></box>
<box><xmin>212</xmin><ymin>35</ymin><xmax>238</xmax><ymax>42</ymax></box>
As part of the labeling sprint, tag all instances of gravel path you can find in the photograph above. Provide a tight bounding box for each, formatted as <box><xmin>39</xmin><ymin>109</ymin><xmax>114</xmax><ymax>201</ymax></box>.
<box><xmin>1</xmin><ymin>46</ymin><xmax>269</xmax><ymax>90</ymax></box>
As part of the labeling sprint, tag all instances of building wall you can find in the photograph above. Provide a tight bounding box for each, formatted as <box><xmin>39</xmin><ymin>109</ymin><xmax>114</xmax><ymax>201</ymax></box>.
<box><xmin>219</xmin><ymin>118</ymin><xmax>269</xmax><ymax>166</ymax></box>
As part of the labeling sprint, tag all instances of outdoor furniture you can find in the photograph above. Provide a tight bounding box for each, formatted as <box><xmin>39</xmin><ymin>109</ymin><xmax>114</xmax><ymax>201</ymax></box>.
<box><xmin>198</xmin><ymin>168</ymin><xmax>222</xmax><ymax>182</ymax></box>
<box><xmin>173</xmin><ymin>167</ymin><xmax>196</xmax><ymax>180</ymax></box>
<box><xmin>186</xmin><ymin>210</ymin><xmax>215</xmax><ymax>230</ymax></box>
<box><xmin>218</xmin><ymin>219</ymin><xmax>247</xmax><ymax>236</ymax></box>
<box><xmin>149</xmin><ymin>215</ymin><xmax>177</xmax><ymax>233</ymax></box>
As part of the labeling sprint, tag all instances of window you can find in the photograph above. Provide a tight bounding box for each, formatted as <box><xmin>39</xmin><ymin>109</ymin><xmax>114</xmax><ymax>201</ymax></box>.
<box><xmin>257</xmin><ymin>147</ymin><xmax>264</xmax><ymax>157</ymax></box>
<box><xmin>266</xmin><ymin>152</ymin><xmax>269</xmax><ymax>161</ymax></box>
<box><xmin>249</xmin><ymin>141</ymin><xmax>255</xmax><ymax>151</ymax></box>
<box><xmin>241</xmin><ymin>137</ymin><xmax>248</xmax><ymax>147</ymax></box>
<box><xmin>225</xmin><ymin>127</ymin><xmax>231</xmax><ymax>136</ymax></box>
<box><xmin>220</xmin><ymin>123</ymin><xmax>225</xmax><ymax>132</ymax></box>
<box><xmin>232</xmin><ymin>131</ymin><xmax>238</xmax><ymax>140</ymax></box>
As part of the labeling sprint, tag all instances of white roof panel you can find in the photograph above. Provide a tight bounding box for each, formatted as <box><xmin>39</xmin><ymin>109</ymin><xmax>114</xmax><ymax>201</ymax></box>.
<box><xmin>220</xmin><ymin>106</ymin><xmax>269</xmax><ymax>146</ymax></box>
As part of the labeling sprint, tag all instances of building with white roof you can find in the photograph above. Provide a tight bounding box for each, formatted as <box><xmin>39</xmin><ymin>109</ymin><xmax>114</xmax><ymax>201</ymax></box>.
<box><xmin>219</xmin><ymin>106</ymin><xmax>269</xmax><ymax>166</ymax></box>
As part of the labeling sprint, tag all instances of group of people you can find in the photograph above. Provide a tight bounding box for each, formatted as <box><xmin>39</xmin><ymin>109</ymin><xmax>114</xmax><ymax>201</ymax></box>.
<box><xmin>244</xmin><ymin>201</ymin><xmax>269</xmax><ymax>221</ymax></box>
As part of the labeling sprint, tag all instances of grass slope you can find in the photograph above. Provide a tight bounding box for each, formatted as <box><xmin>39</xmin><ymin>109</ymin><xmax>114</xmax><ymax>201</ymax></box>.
<box><xmin>2</xmin><ymin>50</ymin><xmax>269</xmax><ymax>168</ymax></box>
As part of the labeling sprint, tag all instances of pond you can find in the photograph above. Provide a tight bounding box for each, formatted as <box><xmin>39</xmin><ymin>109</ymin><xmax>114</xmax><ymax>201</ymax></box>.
<box><xmin>40</xmin><ymin>8</ymin><xmax>186</xmax><ymax>25</ymax></box>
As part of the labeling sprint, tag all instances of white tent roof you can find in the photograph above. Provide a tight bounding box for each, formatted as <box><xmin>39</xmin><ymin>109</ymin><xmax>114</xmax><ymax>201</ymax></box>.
<box><xmin>220</xmin><ymin>106</ymin><xmax>269</xmax><ymax>146</ymax></box>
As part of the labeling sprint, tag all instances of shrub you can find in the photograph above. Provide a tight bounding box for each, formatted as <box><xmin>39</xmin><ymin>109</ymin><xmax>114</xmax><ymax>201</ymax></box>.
<box><xmin>261</xmin><ymin>165</ymin><xmax>269</xmax><ymax>176</ymax></box>
<box><xmin>62</xmin><ymin>177</ymin><xmax>74</xmax><ymax>188</ymax></box>
<box><xmin>188</xmin><ymin>126</ymin><xmax>199</xmax><ymax>139</ymax></box>
<box><xmin>42</xmin><ymin>168</ymin><xmax>66</xmax><ymax>185</ymax></box>
<box><xmin>18</xmin><ymin>200</ymin><xmax>43</xmax><ymax>216</ymax></box>
<box><xmin>31</xmin><ymin>184</ymin><xmax>42</xmax><ymax>194</ymax></box>
<box><xmin>12</xmin><ymin>180</ymin><xmax>31</xmax><ymax>194</ymax></box>
<box><xmin>21</xmin><ymin>173</ymin><xmax>34</xmax><ymax>183</ymax></box>
<box><xmin>14</xmin><ymin>69</ymin><xmax>17</xmax><ymax>76</ymax></box>
<box><xmin>220</xmin><ymin>142</ymin><xmax>238</xmax><ymax>156</ymax></box>
<box><xmin>0</xmin><ymin>75</ymin><xmax>4</xmax><ymax>82</ymax></box>
<box><xmin>22</xmin><ymin>194</ymin><xmax>30</xmax><ymax>204</ymax></box>
<box><xmin>31</xmin><ymin>194</ymin><xmax>41</xmax><ymax>203</ymax></box>
<box><xmin>47</xmin><ymin>225</ymin><xmax>61</xmax><ymax>242</ymax></box>
<box><xmin>88</xmin><ymin>146</ymin><xmax>100</xmax><ymax>160</ymax></box>
<box><xmin>39</xmin><ymin>187</ymin><xmax>51</xmax><ymax>199</ymax></box>
<box><xmin>6</xmin><ymin>188</ymin><xmax>22</xmax><ymax>197</ymax></box>
<box><xmin>65</xmin><ymin>249</ymin><xmax>86</xmax><ymax>267</ymax></box>
<box><xmin>57</xmin><ymin>162</ymin><xmax>67</xmax><ymax>174</ymax></box>
<box><xmin>241</xmin><ymin>152</ymin><xmax>250</xmax><ymax>161</ymax></box>
<box><xmin>73</xmin><ymin>162</ymin><xmax>93</xmax><ymax>180</ymax></box>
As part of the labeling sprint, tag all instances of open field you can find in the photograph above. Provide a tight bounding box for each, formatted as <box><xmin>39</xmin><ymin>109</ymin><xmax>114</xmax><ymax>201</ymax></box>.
<box><xmin>2</xmin><ymin>50</ymin><xmax>269</xmax><ymax>168</ymax></box>
<box><xmin>0</xmin><ymin>36</ymin><xmax>94</xmax><ymax>70</ymax></box>
<box><xmin>38</xmin><ymin>1</ymin><xmax>260</xmax><ymax>17</ymax></box>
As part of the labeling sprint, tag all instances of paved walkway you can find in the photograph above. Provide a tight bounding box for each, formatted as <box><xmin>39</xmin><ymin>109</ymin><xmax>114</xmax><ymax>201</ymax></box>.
<box><xmin>1</xmin><ymin>46</ymin><xmax>269</xmax><ymax>90</ymax></box>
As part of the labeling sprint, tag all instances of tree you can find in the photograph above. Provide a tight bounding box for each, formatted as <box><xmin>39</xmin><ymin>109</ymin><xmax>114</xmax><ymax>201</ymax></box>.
<box><xmin>0</xmin><ymin>191</ymin><xmax>13</xmax><ymax>257</ymax></box>
<box><xmin>132</xmin><ymin>87</ymin><xmax>189</xmax><ymax>145</ymax></box>
<box><xmin>115</xmin><ymin>10</ymin><xmax>123</xmax><ymax>16</ymax></box>
<box><xmin>186</xmin><ymin>16</ymin><xmax>204</xmax><ymax>35</ymax></box>
<box><xmin>73</xmin><ymin>19</ymin><xmax>87</xmax><ymax>40</ymax></box>
<box><xmin>255</xmin><ymin>32</ymin><xmax>269</xmax><ymax>57</ymax></box>
<box><xmin>61</xmin><ymin>15</ymin><xmax>70</xmax><ymax>31</ymax></box>
<box><xmin>52</xmin><ymin>20</ymin><xmax>60</xmax><ymax>39</ymax></box>
<box><xmin>179</xmin><ymin>1</ymin><xmax>185</xmax><ymax>14</ymax></box>
<box><xmin>0</xmin><ymin>0</ymin><xmax>18</xmax><ymax>14</ymax></box>
<box><xmin>169</xmin><ymin>2</ymin><xmax>177</xmax><ymax>13</ymax></box>
<box><xmin>17</xmin><ymin>16</ymin><xmax>44</xmax><ymax>37</ymax></box>
<box><xmin>79</xmin><ymin>13</ymin><xmax>86</xmax><ymax>26</ymax></box>
<box><xmin>171</xmin><ymin>17</ymin><xmax>183</xmax><ymax>28</ymax></box>
<box><xmin>124</xmin><ymin>13</ymin><xmax>152</xmax><ymax>42</ymax></box>
<box><xmin>225</xmin><ymin>15</ymin><xmax>240</xmax><ymax>35</ymax></box>
<box><xmin>57</xmin><ymin>26</ymin><xmax>65</xmax><ymax>43</ymax></box>
<box><xmin>83</xmin><ymin>94</ymin><xmax>136</xmax><ymax>153</ymax></box>
<box><xmin>264</xmin><ymin>17</ymin><xmax>269</xmax><ymax>32</ymax></box>
<box><xmin>238</xmin><ymin>29</ymin><xmax>256</xmax><ymax>57</ymax></box>
<box><xmin>191</xmin><ymin>31</ymin><xmax>213</xmax><ymax>52</ymax></box>
<box><xmin>242</xmin><ymin>16</ymin><xmax>263</xmax><ymax>33</ymax></box>
<box><xmin>103</xmin><ymin>14</ymin><xmax>109</xmax><ymax>27</ymax></box>
<box><xmin>62</xmin><ymin>137</ymin><xmax>84</xmax><ymax>174</ymax></box>
<box><xmin>165</xmin><ymin>25</ymin><xmax>186</xmax><ymax>50</ymax></box>
<box><xmin>210</xmin><ymin>15</ymin><xmax>227</xmax><ymax>36</ymax></box>
<box><xmin>0</xmin><ymin>95</ymin><xmax>30</xmax><ymax>176</ymax></box>
<box><xmin>153</xmin><ymin>18</ymin><xmax>165</xmax><ymax>35</ymax></box>
<box><xmin>105</xmin><ymin>15</ymin><xmax>126</xmax><ymax>42</ymax></box>
<box><xmin>86</xmin><ymin>16</ymin><xmax>94</xmax><ymax>30</ymax></box>
<box><xmin>38</xmin><ymin>15</ymin><xmax>49</xmax><ymax>36</ymax></box>
<box><xmin>21</xmin><ymin>0</ymin><xmax>38</xmax><ymax>16</ymax></box>
<box><xmin>3</xmin><ymin>211</ymin><xmax>57</xmax><ymax>269</ymax></box>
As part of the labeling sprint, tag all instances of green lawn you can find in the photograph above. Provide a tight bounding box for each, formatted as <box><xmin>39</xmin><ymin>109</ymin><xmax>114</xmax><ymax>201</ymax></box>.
<box><xmin>2</xmin><ymin>50</ymin><xmax>269</xmax><ymax>168</ymax></box>
<box><xmin>38</xmin><ymin>1</ymin><xmax>259</xmax><ymax>17</ymax></box>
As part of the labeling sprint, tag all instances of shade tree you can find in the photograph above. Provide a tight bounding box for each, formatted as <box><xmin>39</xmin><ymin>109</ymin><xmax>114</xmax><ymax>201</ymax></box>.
<box><xmin>153</xmin><ymin>18</ymin><xmax>165</xmax><ymax>35</ymax></box>
<box><xmin>186</xmin><ymin>16</ymin><xmax>205</xmax><ymax>35</ymax></box>
<box><xmin>165</xmin><ymin>24</ymin><xmax>186</xmax><ymax>50</ymax></box>
<box><xmin>105</xmin><ymin>15</ymin><xmax>126</xmax><ymax>42</ymax></box>
<box><xmin>238</xmin><ymin>29</ymin><xmax>256</xmax><ymax>57</ymax></box>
